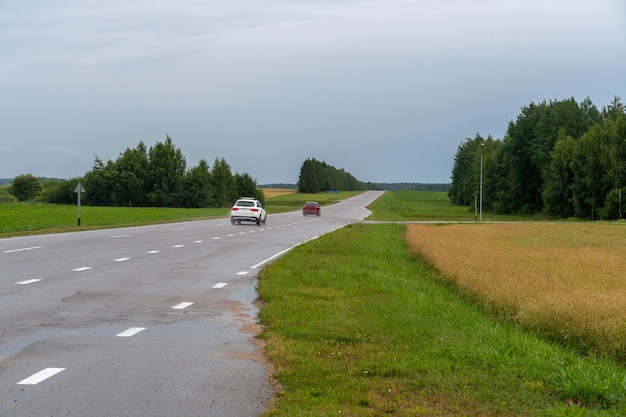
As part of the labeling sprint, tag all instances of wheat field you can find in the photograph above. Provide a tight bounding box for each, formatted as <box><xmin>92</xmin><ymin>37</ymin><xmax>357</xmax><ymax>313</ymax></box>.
<box><xmin>405</xmin><ymin>223</ymin><xmax>626</xmax><ymax>361</ymax></box>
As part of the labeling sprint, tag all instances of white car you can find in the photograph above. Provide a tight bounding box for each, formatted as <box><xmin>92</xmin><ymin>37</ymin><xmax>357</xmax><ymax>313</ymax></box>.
<box><xmin>230</xmin><ymin>197</ymin><xmax>267</xmax><ymax>225</ymax></box>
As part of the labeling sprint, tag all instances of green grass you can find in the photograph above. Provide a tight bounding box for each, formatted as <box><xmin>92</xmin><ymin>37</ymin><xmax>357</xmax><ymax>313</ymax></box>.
<box><xmin>367</xmin><ymin>190</ymin><xmax>540</xmax><ymax>221</ymax></box>
<box><xmin>0</xmin><ymin>204</ymin><xmax>228</xmax><ymax>236</ymax></box>
<box><xmin>258</xmin><ymin>223</ymin><xmax>626</xmax><ymax>416</ymax></box>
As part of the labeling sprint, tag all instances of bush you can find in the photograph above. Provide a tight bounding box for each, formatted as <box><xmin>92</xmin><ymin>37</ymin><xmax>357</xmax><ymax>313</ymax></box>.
<box><xmin>0</xmin><ymin>187</ymin><xmax>19</xmax><ymax>203</ymax></box>
<box><xmin>8</xmin><ymin>173</ymin><xmax>41</xmax><ymax>201</ymax></box>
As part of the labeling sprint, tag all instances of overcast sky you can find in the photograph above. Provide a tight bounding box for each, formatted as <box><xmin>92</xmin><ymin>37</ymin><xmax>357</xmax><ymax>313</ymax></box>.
<box><xmin>1</xmin><ymin>0</ymin><xmax>624</xmax><ymax>184</ymax></box>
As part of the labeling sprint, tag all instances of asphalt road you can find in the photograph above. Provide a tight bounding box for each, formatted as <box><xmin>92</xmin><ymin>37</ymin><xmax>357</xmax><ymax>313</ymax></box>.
<box><xmin>0</xmin><ymin>191</ymin><xmax>383</xmax><ymax>417</ymax></box>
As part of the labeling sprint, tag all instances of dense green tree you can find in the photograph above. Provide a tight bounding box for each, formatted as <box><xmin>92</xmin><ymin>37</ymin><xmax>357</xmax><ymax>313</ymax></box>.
<box><xmin>234</xmin><ymin>172</ymin><xmax>264</xmax><ymax>205</ymax></box>
<box><xmin>146</xmin><ymin>136</ymin><xmax>186</xmax><ymax>207</ymax></box>
<box><xmin>8</xmin><ymin>173</ymin><xmax>42</xmax><ymax>201</ymax></box>
<box><xmin>181</xmin><ymin>159</ymin><xmax>212</xmax><ymax>208</ymax></box>
<box><xmin>83</xmin><ymin>157</ymin><xmax>114</xmax><ymax>206</ymax></box>
<box><xmin>298</xmin><ymin>158</ymin><xmax>322</xmax><ymax>193</ymax></box>
<box><xmin>497</xmin><ymin>98</ymin><xmax>595</xmax><ymax>213</ymax></box>
<box><xmin>297</xmin><ymin>158</ymin><xmax>365</xmax><ymax>193</ymax></box>
<box><xmin>110</xmin><ymin>142</ymin><xmax>149</xmax><ymax>206</ymax></box>
<box><xmin>542</xmin><ymin>134</ymin><xmax>576</xmax><ymax>217</ymax></box>
<box><xmin>210</xmin><ymin>157</ymin><xmax>236</xmax><ymax>207</ymax></box>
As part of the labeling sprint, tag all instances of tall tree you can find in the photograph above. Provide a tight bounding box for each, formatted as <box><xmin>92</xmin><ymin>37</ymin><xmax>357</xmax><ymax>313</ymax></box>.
<box><xmin>181</xmin><ymin>159</ymin><xmax>212</xmax><ymax>208</ymax></box>
<box><xmin>542</xmin><ymin>134</ymin><xmax>576</xmax><ymax>217</ymax></box>
<box><xmin>298</xmin><ymin>158</ymin><xmax>322</xmax><ymax>193</ymax></box>
<box><xmin>147</xmin><ymin>136</ymin><xmax>186</xmax><ymax>207</ymax></box>
<box><xmin>210</xmin><ymin>157</ymin><xmax>236</xmax><ymax>207</ymax></box>
<box><xmin>234</xmin><ymin>172</ymin><xmax>264</xmax><ymax>204</ymax></box>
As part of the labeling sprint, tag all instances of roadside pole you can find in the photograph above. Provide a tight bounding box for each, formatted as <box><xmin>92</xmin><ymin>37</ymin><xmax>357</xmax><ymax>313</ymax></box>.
<box><xmin>74</xmin><ymin>182</ymin><xmax>85</xmax><ymax>226</ymax></box>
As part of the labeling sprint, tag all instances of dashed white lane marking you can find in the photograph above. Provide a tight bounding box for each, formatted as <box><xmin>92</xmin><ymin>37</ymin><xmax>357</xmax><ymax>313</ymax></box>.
<box><xmin>114</xmin><ymin>258</ymin><xmax>130</xmax><ymax>262</ymax></box>
<box><xmin>237</xmin><ymin>271</ymin><xmax>249</xmax><ymax>276</ymax></box>
<box><xmin>172</xmin><ymin>228</ymin><xmax>185</xmax><ymax>231</ymax></box>
<box><xmin>17</xmin><ymin>279</ymin><xmax>42</xmax><ymax>285</ymax></box>
<box><xmin>172</xmin><ymin>245</ymin><xmax>184</xmax><ymax>248</ymax></box>
<box><xmin>73</xmin><ymin>267</ymin><xmax>92</xmax><ymax>272</ymax></box>
<box><xmin>194</xmin><ymin>240</ymin><xmax>203</xmax><ymax>243</ymax></box>
<box><xmin>109</xmin><ymin>234</ymin><xmax>130</xmax><ymax>238</ymax></box>
<box><xmin>3</xmin><ymin>246</ymin><xmax>42</xmax><ymax>253</ymax></box>
<box><xmin>172</xmin><ymin>302</ymin><xmax>194</xmax><ymax>310</ymax></box>
<box><xmin>212</xmin><ymin>237</ymin><xmax>220</xmax><ymax>240</ymax></box>
<box><xmin>147</xmin><ymin>250</ymin><xmax>160</xmax><ymax>254</ymax></box>
<box><xmin>227</xmin><ymin>234</ymin><xmax>234</xmax><ymax>237</ymax></box>
<box><xmin>212</xmin><ymin>283</ymin><xmax>228</xmax><ymax>289</ymax></box>
<box><xmin>18</xmin><ymin>368</ymin><xmax>66</xmax><ymax>385</ymax></box>
<box><xmin>116</xmin><ymin>327</ymin><xmax>146</xmax><ymax>337</ymax></box>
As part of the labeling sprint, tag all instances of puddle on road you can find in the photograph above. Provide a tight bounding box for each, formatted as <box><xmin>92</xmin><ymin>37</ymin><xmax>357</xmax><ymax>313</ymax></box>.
<box><xmin>229</xmin><ymin>279</ymin><xmax>260</xmax><ymax>312</ymax></box>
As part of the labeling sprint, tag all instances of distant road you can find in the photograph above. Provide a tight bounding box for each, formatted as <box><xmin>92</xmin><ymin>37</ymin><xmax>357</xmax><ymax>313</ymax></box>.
<box><xmin>0</xmin><ymin>191</ymin><xmax>383</xmax><ymax>417</ymax></box>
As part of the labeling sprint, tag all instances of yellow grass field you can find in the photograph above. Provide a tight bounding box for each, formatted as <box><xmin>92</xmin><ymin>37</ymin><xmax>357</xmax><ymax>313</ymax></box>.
<box><xmin>261</xmin><ymin>188</ymin><xmax>296</xmax><ymax>198</ymax></box>
<box><xmin>405</xmin><ymin>223</ymin><xmax>626</xmax><ymax>361</ymax></box>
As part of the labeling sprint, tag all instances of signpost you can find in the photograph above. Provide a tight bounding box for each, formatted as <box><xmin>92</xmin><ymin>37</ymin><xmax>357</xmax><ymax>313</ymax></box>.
<box><xmin>74</xmin><ymin>182</ymin><xmax>85</xmax><ymax>226</ymax></box>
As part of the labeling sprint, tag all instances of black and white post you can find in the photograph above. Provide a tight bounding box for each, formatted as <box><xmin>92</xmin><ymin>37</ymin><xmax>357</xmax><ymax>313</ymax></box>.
<box><xmin>74</xmin><ymin>182</ymin><xmax>85</xmax><ymax>226</ymax></box>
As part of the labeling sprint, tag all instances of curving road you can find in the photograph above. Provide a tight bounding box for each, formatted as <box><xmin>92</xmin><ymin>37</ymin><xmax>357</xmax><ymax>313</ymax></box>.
<box><xmin>0</xmin><ymin>191</ymin><xmax>383</xmax><ymax>417</ymax></box>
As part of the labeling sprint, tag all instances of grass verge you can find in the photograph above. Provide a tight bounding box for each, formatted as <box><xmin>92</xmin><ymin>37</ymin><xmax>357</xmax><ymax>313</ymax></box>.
<box><xmin>366</xmin><ymin>190</ymin><xmax>544</xmax><ymax>222</ymax></box>
<box><xmin>0</xmin><ymin>204</ymin><xmax>228</xmax><ymax>236</ymax></box>
<box><xmin>257</xmin><ymin>223</ymin><xmax>626</xmax><ymax>416</ymax></box>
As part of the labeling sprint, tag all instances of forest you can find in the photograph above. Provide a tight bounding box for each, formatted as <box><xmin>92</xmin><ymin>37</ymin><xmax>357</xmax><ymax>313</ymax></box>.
<box><xmin>448</xmin><ymin>96</ymin><xmax>626</xmax><ymax>219</ymax></box>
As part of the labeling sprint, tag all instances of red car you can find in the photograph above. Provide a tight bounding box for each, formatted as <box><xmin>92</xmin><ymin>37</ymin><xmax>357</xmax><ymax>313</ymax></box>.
<box><xmin>302</xmin><ymin>201</ymin><xmax>321</xmax><ymax>216</ymax></box>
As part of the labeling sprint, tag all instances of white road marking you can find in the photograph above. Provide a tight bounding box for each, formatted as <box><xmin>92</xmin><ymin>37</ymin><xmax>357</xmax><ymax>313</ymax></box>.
<box><xmin>171</xmin><ymin>228</ymin><xmax>185</xmax><ymax>231</ymax></box>
<box><xmin>109</xmin><ymin>234</ymin><xmax>130</xmax><ymax>238</ymax></box>
<box><xmin>3</xmin><ymin>246</ymin><xmax>41</xmax><ymax>253</ymax></box>
<box><xmin>114</xmin><ymin>258</ymin><xmax>130</xmax><ymax>262</ymax></box>
<box><xmin>172</xmin><ymin>245</ymin><xmax>184</xmax><ymax>248</ymax></box>
<box><xmin>147</xmin><ymin>250</ymin><xmax>160</xmax><ymax>254</ymax></box>
<box><xmin>116</xmin><ymin>327</ymin><xmax>146</xmax><ymax>337</ymax></box>
<box><xmin>194</xmin><ymin>240</ymin><xmax>203</xmax><ymax>243</ymax></box>
<box><xmin>73</xmin><ymin>267</ymin><xmax>92</xmax><ymax>272</ymax></box>
<box><xmin>237</xmin><ymin>271</ymin><xmax>249</xmax><ymax>276</ymax></box>
<box><xmin>17</xmin><ymin>279</ymin><xmax>42</xmax><ymax>285</ymax></box>
<box><xmin>212</xmin><ymin>237</ymin><xmax>220</xmax><ymax>240</ymax></box>
<box><xmin>212</xmin><ymin>283</ymin><xmax>228</xmax><ymax>289</ymax></box>
<box><xmin>172</xmin><ymin>302</ymin><xmax>194</xmax><ymax>310</ymax></box>
<box><xmin>18</xmin><ymin>368</ymin><xmax>65</xmax><ymax>385</ymax></box>
<box><xmin>227</xmin><ymin>234</ymin><xmax>234</xmax><ymax>237</ymax></box>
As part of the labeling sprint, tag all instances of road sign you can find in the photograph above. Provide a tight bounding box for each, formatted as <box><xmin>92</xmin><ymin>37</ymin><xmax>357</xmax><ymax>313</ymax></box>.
<box><xmin>74</xmin><ymin>182</ymin><xmax>86</xmax><ymax>226</ymax></box>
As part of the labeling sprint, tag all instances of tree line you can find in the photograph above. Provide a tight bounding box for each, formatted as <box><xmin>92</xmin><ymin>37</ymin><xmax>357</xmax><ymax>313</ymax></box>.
<box><xmin>7</xmin><ymin>136</ymin><xmax>264</xmax><ymax>208</ymax></box>
<box><xmin>448</xmin><ymin>96</ymin><xmax>626</xmax><ymax>219</ymax></box>
<box><xmin>297</xmin><ymin>158</ymin><xmax>370</xmax><ymax>193</ymax></box>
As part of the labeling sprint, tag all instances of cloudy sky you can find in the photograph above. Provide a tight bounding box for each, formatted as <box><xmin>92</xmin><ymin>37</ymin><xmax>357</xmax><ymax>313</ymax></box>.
<box><xmin>1</xmin><ymin>0</ymin><xmax>624</xmax><ymax>184</ymax></box>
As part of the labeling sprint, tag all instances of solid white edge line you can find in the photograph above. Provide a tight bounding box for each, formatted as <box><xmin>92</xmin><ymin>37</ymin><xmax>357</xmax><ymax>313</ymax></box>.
<box><xmin>3</xmin><ymin>246</ymin><xmax>42</xmax><ymax>253</ymax></box>
<box><xmin>18</xmin><ymin>368</ymin><xmax>66</xmax><ymax>385</ymax></box>
<box><xmin>250</xmin><ymin>224</ymin><xmax>346</xmax><ymax>270</ymax></box>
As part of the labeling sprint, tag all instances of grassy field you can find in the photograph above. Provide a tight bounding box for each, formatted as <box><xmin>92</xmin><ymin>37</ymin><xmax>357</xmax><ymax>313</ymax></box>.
<box><xmin>406</xmin><ymin>223</ymin><xmax>626</xmax><ymax>362</ymax></box>
<box><xmin>366</xmin><ymin>190</ymin><xmax>539</xmax><ymax>222</ymax></box>
<box><xmin>0</xmin><ymin>204</ymin><xmax>228</xmax><ymax>236</ymax></box>
<box><xmin>257</xmin><ymin>223</ymin><xmax>626</xmax><ymax>416</ymax></box>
